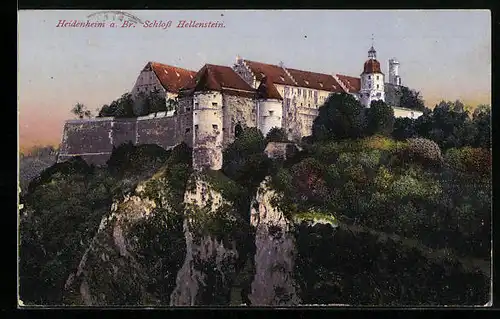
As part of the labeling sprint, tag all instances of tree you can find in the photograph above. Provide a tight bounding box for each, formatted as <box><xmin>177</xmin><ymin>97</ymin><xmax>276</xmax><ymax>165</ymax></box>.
<box><xmin>312</xmin><ymin>93</ymin><xmax>366</xmax><ymax>141</ymax></box>
<box><xmin>399</xmin><ymin>86</ymin><xmax>426</xmax><ymax>112</ymax></box>
<box><xmin>366</xmin><ymin>100</ymin><xmax>395</xmax><ymax>136</ymax></box>
<box><xmin>472</xmin><ymin>104</ymin><xmax>491</xmax><ymax>148</ymax></box>
<box><xmin>392</xmin><ymin>117</ymin><xmax>417</xmax><ymax>140</ymax></box>
<box><xmin>413</xmin><ymin>100</ymin><xmax>478</xmax><ymax>149</ymax></box>
<box><xmin>265</xmin><ymin>127</ymin><xmax>289</xmax><ymax>143</ymax></box>
<box><xmin>71</xmin><ymin>103</ymin><xmax>92</xmax><ymax>119</ymax></box>
<box><xmin>222</xmin><ymin>127</ymin><xmax>270</xmax><ymax>189</ymax></box>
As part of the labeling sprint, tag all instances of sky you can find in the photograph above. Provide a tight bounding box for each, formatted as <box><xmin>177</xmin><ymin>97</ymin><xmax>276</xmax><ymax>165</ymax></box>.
<box><xmin>18</xmin><ymin>10</ymin><xmax>491</xmax><ymax>152</ymax></box>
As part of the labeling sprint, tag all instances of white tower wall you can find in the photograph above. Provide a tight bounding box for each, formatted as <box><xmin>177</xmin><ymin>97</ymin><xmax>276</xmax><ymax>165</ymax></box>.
<box><xmin>388</xmin><ymin>58</ymin><xmax>402</xmax><ymax>86</ymax></box>
<box><xmin>258</xmin><ymin>99</ymin><xmax>283</xmax><ymax>137</ymax></box>
<box><xmin>192</xmin><ymin>91</ymin><xmax>224</xmax><ymax>171</ymax></box>
<box><xmin>360</xmin><ymin>72</ymin><xmax>385</xmax><ymax>107</ymax></box>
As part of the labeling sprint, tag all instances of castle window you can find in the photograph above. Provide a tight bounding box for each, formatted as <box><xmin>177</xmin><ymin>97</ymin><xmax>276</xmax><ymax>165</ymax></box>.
<box><xmin>194</xmin><ymin>102</ymin><xmax>199</xmax><ymax>108</ymax></box>
<box><xmin>269</xmin><ymin>110</ymin><xmax>274</xmax><ymax>116</ymax></box>
<box><xmin>212</xmin><ymin>102</ymin><xmax>218</xmax><ymax>107</ymax></box>
<box><xmin>377</xmin><ymin>84</ymin><xmax>379</xmax><ymax>89</ymax></box>
<box><xmin>186</xmin><ymin>107</ymin><xmax>191</xmax><ymax>112</ymax></box>
<box><xmin>214</xmin><ymin>112</ymin><xmax>217</xmax><ymax>115</ymax></box>
<box><xmin>213</xmin><ymin>124</ymin><xmax>218</xmax><ymax>130</ymax></box>
<box><xmin>368</xmin><ymin>75</ymin><xmax>371</xmax><ymax>80</ymax></box>
<box><xmin>377</xmin><ymin>76</ymin><xmax>379</xmax><ymax>80</ymax></box>
<box><xmin>195</xmin><ymin>125</ymin><xmax>199</xmax><ymax>130</ymax></box>
<box><xmin>308</xmin><ymin>103</ymin><xmax>310</xmax><ymax>107</ymax></box>
<box><xmin>298</xmin><ymin>89</ymin><xmax>301</xmax><ymax>96</ymax></box>
<box><xmin>185</xmin><ymin>128</ymin><xmax>191</xmax><ymax>133</ymax></box>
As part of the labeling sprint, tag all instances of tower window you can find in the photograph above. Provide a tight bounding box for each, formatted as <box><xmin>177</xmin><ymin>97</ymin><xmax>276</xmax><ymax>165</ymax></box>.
<box><xmin>377</xmin><ymin>84</ymin><xmax>379</xmax><ymax>89</ymax></box>
<box><xmin>376</xmin><ymin>75</ymin><xmax>379</xmax><ymax>80</ymax></box>
<box><xmin>269</xmin><ymin>110</ymin><xmax>274</xmax><ymax>116</ymax></box>
<box><xmin>194</xmin><ymin>102</ymin><xmax>199</xmax><ymax>108</ymax></box>
<box><xmin>195</xmin><ymin>125</ymin><xmax>199</xmax><ymax>130</ymax></box>
<box><xmin>212</xmin><ymin>102</ymin><xmax>218</xmax><ymax>107</ymax></box>
<box><xmin>368</xmin><ymin>75</ymin><xmax>371</xmax><ymax>80</ymax></box>
<box><xmin>213</xmin><ymin>124</ymin><xmax>218</xmax><ymax>130</ymax></box>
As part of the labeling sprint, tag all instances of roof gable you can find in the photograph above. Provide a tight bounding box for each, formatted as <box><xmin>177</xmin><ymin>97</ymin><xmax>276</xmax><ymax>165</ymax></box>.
<box><xmin>147</xmin><ymin>62</ymin><xmax>197</xmax><ymax>93</ymax></box>
<box><xmin>285</xmin><ymin>68</ymin><xmax>343</xmax><ymax>93</ymax></box>
<box><xmin>243</xmin><ymin>60</ymin><xmax>296</xmax><ymax>86</ymax></box>
<box><xmin>181</xmin><ymin>64</ymin><xmax>255</xmax><ymax>97</ymax></box>
<box><xmin>257</xmin><ymin>76</ymin><xmax>283</xmax><ymax>100</ymax></box>
<box><xmin>336</xmin><ymin>74</ymin><xmax>361</xmax><ymax>92</ymax></box>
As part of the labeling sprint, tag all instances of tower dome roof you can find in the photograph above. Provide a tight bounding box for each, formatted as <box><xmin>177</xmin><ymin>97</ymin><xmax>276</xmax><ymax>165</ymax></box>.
<box><xmin>362</xmin><ymin>59</ymin><xmax>382</xmax><ymax>74</ymax></box>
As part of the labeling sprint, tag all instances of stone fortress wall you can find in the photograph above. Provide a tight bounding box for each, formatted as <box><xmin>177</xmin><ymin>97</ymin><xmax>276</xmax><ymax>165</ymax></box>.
<box><xmin>57</xmin><ymin>113</ymin><xmax>182</xmax><ymax>166</ymax></box>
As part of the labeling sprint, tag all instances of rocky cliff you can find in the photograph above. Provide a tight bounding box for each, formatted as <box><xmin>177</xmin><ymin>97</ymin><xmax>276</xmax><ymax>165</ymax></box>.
<box><xmin>19</xmin><ymin>143</ymin><xmax>491</xmax><ymax>306</ymax></box>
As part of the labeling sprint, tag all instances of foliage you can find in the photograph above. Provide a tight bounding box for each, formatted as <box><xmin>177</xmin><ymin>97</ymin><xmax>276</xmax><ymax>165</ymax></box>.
<box><xmin>444</xmin><ymin>147</ymin><xmax>491</xmax><ymax>177</ymax></box>
<box><xmin>98</xmin><ymin>93</ymin><xmax>135</xmax><ymax>118</ymax></box>
<box><xmin>413</xmin><ymin>100</ymin><xmax>482</xmax><ymax>150</ymax></box>
<box><xmin>134</xmin><ymin>89</ymin><xmax>170</xmax><ymax>116</ymax></box>
<box><xmin>265</xmin><ymin>127</ymin><xmax>289</xmax><ymax>143</ymax></box>
<box><xmin>19</xmin><ymin>164</ymin><xmax>115</xmax><ymax>304</ymax></box>
<box><xmin>294</xmin><ymin>223</ymin><xmax>489</xmax><ymax>305</ymax></box>
<box><xmin>312</xmin><ymin>93</ymin><xmax>367</xmax><ymax>141</ymax></box>
<box><xmin>71</xmin><ymin>103</ymin><xmax>93</xmax><ymax>119</ymax></box>
<box><xmin>106</xmin><ymin>142</ymin><xmax>170</xmax><ymax>176</ymax></box>
<box><xmin>398</xmin><ymin>86</ymin><xmax>426</xmax><ymax>112</ymax></box>
<box><xmin>222</xmin><ymin>127</ymin><xmax>271</xmax><ymax>191</ymax></box>
<box><xmin>366</xmin><ymin>100</ymin><xmax>395</xmax><ymax>136</ymax></box>
<box><xmin>392</xmin><ymin>117</ymin><xmax>417</xmax><ymax>140</ymax></box>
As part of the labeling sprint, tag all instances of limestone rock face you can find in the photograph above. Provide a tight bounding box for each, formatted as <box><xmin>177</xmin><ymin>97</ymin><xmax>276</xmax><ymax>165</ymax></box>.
<box><xmin>248</xmin><ymin>177</ymin><xmax>301</xmax><ymax>306</ymax></box>
<box><xmin>169</xmin><ymin>176</ymin><xmax>240</xmax><ymax>306</ymax></box>
<box><xmin>63</xmin><ymin>171</ymin><xmax>186</xmax><ymax>306</ymax></box>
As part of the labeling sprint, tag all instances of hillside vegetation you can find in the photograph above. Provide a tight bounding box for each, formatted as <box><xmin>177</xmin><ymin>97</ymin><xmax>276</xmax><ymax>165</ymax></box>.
<box><xmin>18</xmin><ymin>94</ymin><xmax>491</xmax><ymax>306</ymax></box>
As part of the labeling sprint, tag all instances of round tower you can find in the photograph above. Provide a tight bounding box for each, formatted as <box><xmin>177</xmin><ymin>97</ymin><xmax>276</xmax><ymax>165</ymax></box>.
<box><xmin>388</xmin><ymin>58</ymin><xmax>401</xmax><ymax>86</ymax></box>
<box><xmin>359</xmin><ymin>44</ymin><xmax>385</xmax><ymax>107</ymax></box>
<box><xmin>256</xmin><ymin>77</ymin><xmax>283</xmax><ymax>137</ymax></box>
<box><xmin>192</xmin><ymin>91</ymin><xmax>224</xmax><ymax>171</ymax></box>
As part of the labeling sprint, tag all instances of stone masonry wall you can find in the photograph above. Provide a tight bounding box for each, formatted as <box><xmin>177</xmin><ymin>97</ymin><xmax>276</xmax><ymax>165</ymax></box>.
<box><xmin>58</xmin><ymin>115</ymin><xmax>180</xmax><ymax>166</ymax></box>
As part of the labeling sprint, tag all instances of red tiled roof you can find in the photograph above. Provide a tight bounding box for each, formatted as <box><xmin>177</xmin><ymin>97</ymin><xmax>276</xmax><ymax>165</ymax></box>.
<box><xmin>180</xmin><ymin>64</ymin><xmax>255</xmax><ymax>97</ymax></box>
<box><xmin>146</xmin><ymin>62</ymin><xmax>197</xmax><ymax>93</ymax></box>
<box><xmin>243</xmin><ymin>60</ymin><xmax>296</xmax><ymax>86</ymax></box>
<box><xmin>362</xmin><ymin>59</ymin><xmax>382</xmax><ymax>74</ymax></box>
<box><xmin>257</xmin><ymin>77</ymin><xmax>283</xmax><ymax>100</ymax></box>
<box><xmin>336</xmin><ymin>74</ymin><xmax>361</xmax><ymax>92</ymax></box>
<box><xmin>285</xmin><ymin>68</ymin><xmax>344</xmax><ymax>93</ymax></box>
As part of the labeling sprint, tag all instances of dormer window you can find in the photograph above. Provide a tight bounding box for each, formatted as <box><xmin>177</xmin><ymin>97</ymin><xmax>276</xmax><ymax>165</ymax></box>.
<box><xmin>319</xmin><ymin>83</ymin><xmax>323</xmax><ymax>88</ymax></box>
<box><xmin>260</xmin><ymin>73</ymin><xmax>265</xmax><ymax>78</ymax></box>
<box><xmin>280</xmin><ymin>76</ymin><xmax>285</xmax><ymax>81</ymax></box>
<box><xmin>305</xmin><ymin>80</ymin><xmax>309</xmax><ymax>85</ymax></box>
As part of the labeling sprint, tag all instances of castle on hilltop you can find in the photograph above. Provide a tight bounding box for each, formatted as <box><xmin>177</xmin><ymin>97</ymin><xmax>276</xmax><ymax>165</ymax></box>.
<box><xmin>58</xmin><ymin>45</ymin><xmax>423</xmax><ymax>171</ymax></box>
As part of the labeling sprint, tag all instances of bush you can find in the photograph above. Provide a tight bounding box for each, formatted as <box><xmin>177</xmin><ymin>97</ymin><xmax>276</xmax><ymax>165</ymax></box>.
<box><xmin>366</xmin><ymin>100</ymin><xmax>395</xmax><ymax>136</ymax></box>
<box><xmin>401</xmin><ymin>138</ymin><xmax>443</xmax><ymax>167</ymax></box>
<box><xmin>265</xmin><ymin>127</ymin><xmax>289</xmax><ymax>143</ymax></box>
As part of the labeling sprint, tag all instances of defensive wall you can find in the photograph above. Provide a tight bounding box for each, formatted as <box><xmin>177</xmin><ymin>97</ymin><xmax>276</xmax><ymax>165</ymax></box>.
<box><xmin>57</xmin><ymin>112</ymin><xmax>183</xmax><ymax>166</ymax></box>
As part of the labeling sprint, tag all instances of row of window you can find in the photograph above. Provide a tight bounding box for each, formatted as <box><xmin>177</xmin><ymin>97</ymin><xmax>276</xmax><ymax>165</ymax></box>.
<box><xmin>367</xmin><ymin>75</ymin><xmax>380</xmax><ymax>80</ymax></box>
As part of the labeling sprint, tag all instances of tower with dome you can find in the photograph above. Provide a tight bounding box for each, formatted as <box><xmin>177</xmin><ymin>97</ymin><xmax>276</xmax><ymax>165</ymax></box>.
<box><xmin>359</xmin><ymin>42</ymin><xmax>386</xmax><ymax>107</ymax></box>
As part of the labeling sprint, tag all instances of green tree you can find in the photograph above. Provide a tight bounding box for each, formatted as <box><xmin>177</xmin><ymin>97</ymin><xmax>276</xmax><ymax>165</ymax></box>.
<box><xmin>71</xmin><ymin>103</ymin><xmax>92</xmax><ymax>119</ymax></box>
<box><xmin>366</xmin><ymin>100</ymin><xmax>395</xmax><ymax>136</ymax></box>
<box><xmin>399</xmin><ymin>86</ymin><xmax>426</xmax><ymax>112</ymax></box>
<box><xmin>472</xmin><ymin>104</ymin><xmax>491</xmax><ymax>149</ymax></box>
<box><xmin>222</xmin><ymin>127</ymin><xmax>270</xmax><ymax>189</ymax></box>
<box><xmin>312</xmin><ymin>93</ymin><xmax>367</xmax><ymax>141</ymax></box>
<box><xmin>265</xmin><ymin>127</ymin><xmax>289</xmax><ymax>143</ymax></box>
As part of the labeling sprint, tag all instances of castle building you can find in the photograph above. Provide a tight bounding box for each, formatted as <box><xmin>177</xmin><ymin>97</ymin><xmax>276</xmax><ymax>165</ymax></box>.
<box><xmin>359</xmin><ymin>46</ymin><xmax>385</xmax><ymax>107</ymax></box>
<box><xmin>131</xmin><ymin>62</ymin><xmax>196</xmax><ymax>101</ymax></box>
<box><xmin>57</xmin><ymin>45</ymin><xmax>423</xmax><ymax>170</ymax></box>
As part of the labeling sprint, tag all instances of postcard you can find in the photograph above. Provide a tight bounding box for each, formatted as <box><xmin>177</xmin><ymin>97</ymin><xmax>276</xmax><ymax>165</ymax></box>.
<box><xmin>18</xmin><ymin>9</ymin><xmax>492</xmax><ymax>307</ymax></box>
